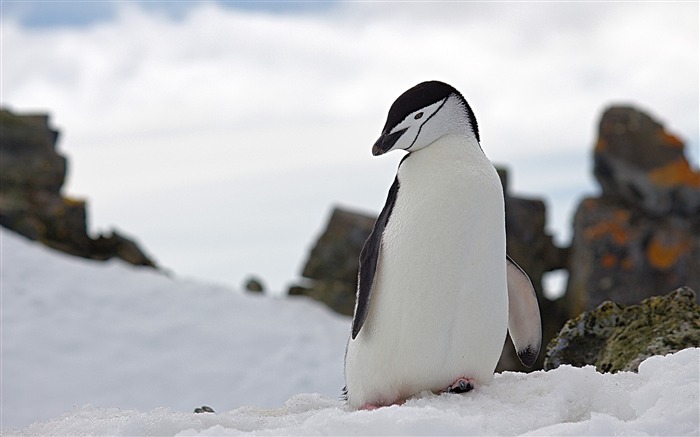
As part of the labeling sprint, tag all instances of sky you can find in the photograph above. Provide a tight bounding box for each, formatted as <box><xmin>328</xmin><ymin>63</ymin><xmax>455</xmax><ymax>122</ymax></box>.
<box><xmin>2</xmin><ymin>1</ymin><xmax>698</xmax><ymax>294</ymax></box>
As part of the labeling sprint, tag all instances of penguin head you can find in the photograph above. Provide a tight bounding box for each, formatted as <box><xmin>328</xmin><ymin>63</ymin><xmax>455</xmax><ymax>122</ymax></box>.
<box><xmin>372</xmin><ymin>81</ymin><xmax>480</xmax><ymax>156</ymax></box>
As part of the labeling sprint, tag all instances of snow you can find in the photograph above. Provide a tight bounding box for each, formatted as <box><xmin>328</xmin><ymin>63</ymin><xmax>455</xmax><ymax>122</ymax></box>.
<box><xmin>2</xmin><ymin>228</ymin><xmax>699</xmax><ymax>436</ymax></box>
<box><xmin>1</xmin><ymin>228</ymin><xmax>348</xmax><ymax>429</ymax></box>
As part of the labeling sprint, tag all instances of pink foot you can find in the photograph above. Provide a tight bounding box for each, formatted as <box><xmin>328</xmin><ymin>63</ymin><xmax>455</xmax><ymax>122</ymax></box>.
<box><xmin>445</xmin><ymin>377</ymin><xmax>475</xmax><ymax>394</ymax></box>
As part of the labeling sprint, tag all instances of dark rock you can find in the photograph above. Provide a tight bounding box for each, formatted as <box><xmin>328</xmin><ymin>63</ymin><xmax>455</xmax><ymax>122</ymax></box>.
<box><xmin>498</xmin><ymin>167</ymin><xmax>570</xmax><ymax>372</ymax></box>
<box><xmin>302</xmin><ymin>207</ymin><xmax>376</xmax><ymax>285</ymax></box>
<box><xmin>291</xmin><ymin>207</ymin><xmax>375</xmax><ymax>315</ymax></box>
<box><xmin>501</xmin><ymin>167</ymin><xmax>569</xmax><ymax>283</ymax></box>
<box><xmin>244</xmin><ymin>276</ymin><xmax>265</xmax><ymax>293</ymax></box>
<box><xmin>291</xmin><ymin>279</ymin><xmax>357</xmax><ymax>316</ymax></box>
<box><xmin>565</xmin><ymin>197</ymin><xmax>700</xmax><ymax>315</ymax></box>
<box><xmin>0</xmin><ymin>111</ymin><xmax>65</xmax><ymax>193</ymax></box>
<box><xmin>194</xmin><ymin>406</ymin><xmax>215</xmax><ymax>414</ymax></box>
<box><xmin>287</xmin><ymin>285</ymin><xmax>306</xmax><ymax>296</ymax></box>
<box><xmin>90</xmin><ymin>231</ymin><xmax>156</xmax><ymax>267</ymax></box>
<box><xmin>544</xmin><ymin>286</ymin><xmax>700</xmax><ymax>372</ymax></box>
<box><xmin>594</xmin><ymin>106</ymin><xmax>700</xmax><ymax>217</ymax></box>
<box><xmin>0</xmin><ymin>108</ymin><xmax>156</xmax><ymax>268</ymax></box>
<box><xmin>565</xmin><ymin>106</ymin><xmax>700</xmax><ymax>316</ymax></box>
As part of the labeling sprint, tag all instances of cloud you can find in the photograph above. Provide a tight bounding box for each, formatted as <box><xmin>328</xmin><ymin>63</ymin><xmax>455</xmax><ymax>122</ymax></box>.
<box><xmin>2</xmin><ymin>2</ymin><xmax>698</xmax><ymax>291</ymax></box>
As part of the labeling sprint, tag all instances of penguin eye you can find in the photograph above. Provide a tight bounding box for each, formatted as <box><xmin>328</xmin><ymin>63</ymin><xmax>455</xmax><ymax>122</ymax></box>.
<box><xmin>414</xmin><ymin>112</ymin><xmax>424</xmax><ymax>120</ymax></box>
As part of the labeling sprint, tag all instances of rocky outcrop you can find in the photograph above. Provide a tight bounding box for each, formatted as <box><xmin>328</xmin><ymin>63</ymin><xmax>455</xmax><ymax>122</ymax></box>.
<box><xmin>544</xmin><ymin>286</ymin><xmax>700</xmax><ymax>373</ymax></box>
<box><xmin>500</xmin><ymin>168</ymin><xmax>569</xmax><ymax>294</ymax></box>
<box><xmin>289</xmin><ymin>207</ymin><xmax>375</xmax><ymax>316</ymax></box>
<box><xmin>0</xmin><ymin>108</ymin><xmax>156</xmax><ymax>267</ymax></box>
<box><xmin>565</xmin><ymin>106</ymin><xmax>700</xmax><ymax>316</ymax></box>
<box><xmin>497</xmin><ymin>168</ymin><xmax>570</xmax><ymax>371</ymax></box>
<box><xmin>593</xmin><ymin>106</ymin><xmax>700</xmax><ymax>217</ymax></box>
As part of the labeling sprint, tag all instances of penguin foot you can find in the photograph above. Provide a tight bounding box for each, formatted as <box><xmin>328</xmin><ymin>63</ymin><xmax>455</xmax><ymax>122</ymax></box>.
<box><xmin>445</xmin><ymin>378</ymin><xmax>475</xmax><ymax>394</ymax></box>
<box><xmin>358</xmin><ymin>403</ymin><xmax>381</xmax><ymax>410</ymax></box>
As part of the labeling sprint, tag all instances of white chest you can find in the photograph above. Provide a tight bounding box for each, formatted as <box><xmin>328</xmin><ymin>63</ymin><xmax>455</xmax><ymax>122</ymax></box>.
<box><xmin>386</xmin><ymin>135</ymin><xmax>504</xmax><ymax>265</ymax></box>
<box><xmin>373</xmin><ymin>134</ymin><xmax>507</xmax><ymax>336</ymax></box>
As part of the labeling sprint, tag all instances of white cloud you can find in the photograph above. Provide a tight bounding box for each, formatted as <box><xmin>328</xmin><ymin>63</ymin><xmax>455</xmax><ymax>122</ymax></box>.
<box><xmin>2</xmin><ymin>2</ymin><xmax>698</xmax><ymax>290</ymax></box>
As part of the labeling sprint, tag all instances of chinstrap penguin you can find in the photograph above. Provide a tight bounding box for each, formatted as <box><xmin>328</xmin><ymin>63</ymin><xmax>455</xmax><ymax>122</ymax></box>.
<box><xmin>343</xmin><ymin>80</ymin><xmax>542</xmax><ymax>409</ymax></box>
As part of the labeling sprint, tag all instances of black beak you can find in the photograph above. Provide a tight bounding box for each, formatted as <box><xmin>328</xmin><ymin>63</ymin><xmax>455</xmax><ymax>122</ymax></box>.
<box><xmin>372</xmin><ymin>128</ymin><xmax>407</xmax><ymax>156</ymax></box>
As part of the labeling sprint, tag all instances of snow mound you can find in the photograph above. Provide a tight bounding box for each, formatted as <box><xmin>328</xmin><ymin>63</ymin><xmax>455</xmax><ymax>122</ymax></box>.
<box><xmin>2</xmin><ymin>229</ymin><xmax>699</xmax><ymax>435</ymax></box>
<box><xmin>12</xmin><ymin>349</ymin><xmax>700</xmax><ymax>436</ymax></box>
<box><xmin>1</xmin><ymin>229</ymin><xmax>348</xmax><ymax>429</ymax></box>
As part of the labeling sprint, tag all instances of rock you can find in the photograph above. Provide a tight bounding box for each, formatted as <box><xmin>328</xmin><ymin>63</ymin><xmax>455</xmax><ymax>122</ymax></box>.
<box><xmin>0</xmin><ymin>111</ymin><xmax>65</xmax><ymax>193</ymax></box>
<box><xmin>0</xmin><ymin>108</ymin><xmax>156</xmax><ymax>268</ymax></box>
<box><xmin>502</xmin><ymin>167</ymin><xmax>569</xmax><ymax>286</ymax></box>
<box><xmin>302</xmin><ymin>207</ymin><xmax>376</xmax><ymax>285</ymax></box>
<box><xmin>566</xmin><ymin>106</ymin><xmax>700</xmax><ymax>316</ymax></box>
<box><xmin>566</xmin><ymin>197</ymin><xmax>700</xmax><ymax>315</ymax></box>
<box><xmin>594</xmin><ymin>106</ymin><xmax>700</xmax><ymax>217</ymax></box>
<box><xmin>0</xmin><ymin>109</ymin><xmax>92</xmax><ymax>254</ymax></box>
<box><xmin>290</xmin><ymin>207</ymin><xmax>375</xmax><ymax>315</ymax></box>
<box><xmin>497</xmin><ymin>167</ymin><xmax>570</xmax><ymax>372</ymax></box>
<box><xmin>244</xmin><ymin>276</ymin><xmax>265</xmax><ymax>293</ymax></box>
<box><xmin>90</xmin><ymin>231</ymin><xmax>156</xmax><ymax>267</ymax></box>
<box><xmin>544</xmin><ymin>286</ymin><xmax>700</xmax><ymax>372</ymax></box>
<box><xmin>290</xmin><ymin>279</ymin><xmax>357</xmax><ymax>316</ymax></box>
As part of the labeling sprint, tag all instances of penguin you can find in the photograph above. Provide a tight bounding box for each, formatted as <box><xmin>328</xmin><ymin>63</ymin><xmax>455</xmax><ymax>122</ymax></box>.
<box><xmin>344</xmin><ymin>81</ymin><xmax>541</xmax><ymax>410</ymax></box>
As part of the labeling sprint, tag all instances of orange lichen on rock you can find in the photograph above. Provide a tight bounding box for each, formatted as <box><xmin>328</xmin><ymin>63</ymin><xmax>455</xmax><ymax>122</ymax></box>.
<box><xmin>601</xmin><ymin>253</ymin><xmax>617</xmax><ymax>269</ymax></box>
<box><xmin>649</xmin><ymin>158</ymin><xmax>700</xmax><ymax>188</ymax></box>
<box><xmin>657</xmin><ymin>130</ymin><xmax>685</xmax><ymax>149</ymax></box>
<box><xmin>64</xmin><ymin>197</ymin><xmax>86</xmax><ymax>207</ymax></box>
<box><xmin>582</xmin><ymin>198</ymin><xmax>598</xmax><ymax>209</ymax></box>
<box><xmin>584</xmin><ymin>210</ymin><xmax>632</xmax><ymax>245</ymax></box>
<box><xmin>595</xmin><ymin>137</ymin><xmax>608</xmax><ymax>152</ymax></box>
<box><xmin>647</xmin><ymin>235</ymin><xmax>691</xmax><ymax>271</ymax></box>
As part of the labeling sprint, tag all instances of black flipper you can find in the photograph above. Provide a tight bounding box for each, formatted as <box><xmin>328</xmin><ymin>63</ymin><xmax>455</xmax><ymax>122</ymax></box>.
<box><xmin>351</xmin><ymin>176</ymin><xmax>400</xmax><ymax>339</ymax></box>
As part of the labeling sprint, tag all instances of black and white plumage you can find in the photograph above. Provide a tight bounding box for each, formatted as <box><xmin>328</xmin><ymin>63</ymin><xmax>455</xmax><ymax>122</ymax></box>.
<box><xmin>344</xmin><ymin>81</ymin><xmax>541</xmax><ymax>409</ymax></box>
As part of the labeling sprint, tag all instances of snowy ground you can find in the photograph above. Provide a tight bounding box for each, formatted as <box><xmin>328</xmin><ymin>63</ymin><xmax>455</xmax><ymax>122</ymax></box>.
<box><xmin>2</xmin><ymin>228</ymin><xmax>699</xmax><ymax>435</ymax></box>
